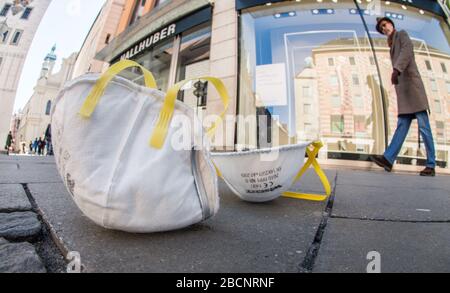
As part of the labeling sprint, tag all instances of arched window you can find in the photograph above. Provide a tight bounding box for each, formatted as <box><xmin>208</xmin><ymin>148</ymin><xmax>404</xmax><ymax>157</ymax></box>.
<box><xmin>45</xmin><ymin>100</ymin><xmax>51</xmax><ymax>115</ymax></box>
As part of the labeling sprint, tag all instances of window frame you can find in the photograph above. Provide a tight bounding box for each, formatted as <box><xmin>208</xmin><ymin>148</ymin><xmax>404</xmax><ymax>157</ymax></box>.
<box><xmin>1</xmin><ymin>29</ymin><xmax>10</xmax><ymax>44</ymax></box>
<box><xmin>45</xmin><ymin>100</ymin><xmax>52</xmax><ymax>116</ymax></box>
<box><xmin>10</xmin><ymin>29</ymin><xmax>23</xmax><ymax>46</ymax></box>
<box><xmin>352</xmin><ymin>74</ymin><xmax>360</xmax><ymax>86</ymax></box>
<box><xmin>436</xmin><ymin>121</ymin><xmax>445</xmax><ymax>138</ymax></box>
<box><xmin>441</xmin><ymin>62</ymin><xmax>447</xmax><ymax>74</ymax></box>
<box><xmin>303</xmin><ymin>103</ymin><xmax>312</xmax><ymax>114</ymax></box>
<box><xmin>328</xmin><ymin>57</ymin><xmax>335</xmax><ymax>66</ymax></box>
<box><xmin>331</xmin><ymin>95</ymin><xmax>341</xmax><ymax>108</ymax></box>
<box><xmin>425</xmin><ymin>60</ymin><xmax>432</xmax><ymax>71</ymax></box>
<box><xmin>331</xmin><ymin>115</ymin><xmax>344</xmax><ymax>134</ymax></box>
<box><xmin>0</xmin><ymin>3</ymin><xmax>11</xmax><ymax>17</ymax></box>
<box><xmin>21</xmin><ymin>7</ymin><xmax>33</xmax><ymax>20</ymax></box>
<box><xmin>434</xmin><ymin>99</ymin><xmax>442</xmax><ymax>113</ymax></box>
<box><xmin>154</xmin><ymin>0</ymin><xmax>170</xmax><ymax>9</ymax></box>
<box><xmin>430</xmin><ymin>78</ymin><xmax>438</xmax><ymax>92</ymax></box>
<box><xmin>129</xmin><ymin>0</ymin><xmax>146</xmax><ymax>27</ymax></box>
<box><xmin>354</xmin><ymin>115</ymin><xmax>366</xmax><ymax>136</ymax></box>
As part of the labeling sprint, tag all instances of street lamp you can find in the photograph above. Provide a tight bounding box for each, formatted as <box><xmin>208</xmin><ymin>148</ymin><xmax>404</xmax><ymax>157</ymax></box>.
<box><xmin>193</xmin><ymin>80</ymin><xmax>208</xmax><ymax>115</ymax></box>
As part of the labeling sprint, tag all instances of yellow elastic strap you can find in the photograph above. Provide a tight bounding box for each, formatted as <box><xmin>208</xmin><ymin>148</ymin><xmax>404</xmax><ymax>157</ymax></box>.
<box><xmin>150</xmin><ymin>77</ymin><xmax>230</xmax><ymax>149</ymax></box>
<box><xmin>282</xmin><ymin>141</ymin><xmax>332</xmax><ymax>202</ymax></box>
<box><xmin>79</xmin><ymin>60</ymin><xmax>157</xmax><ymax>118</ymax></box>
<box><xmin>214</xmin><ymin>163</ymin><xmax>223</xmax><ymax>179</ymax></box>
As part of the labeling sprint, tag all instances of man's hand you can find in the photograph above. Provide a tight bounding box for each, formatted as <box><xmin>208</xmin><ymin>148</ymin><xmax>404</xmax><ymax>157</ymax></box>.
<box><xmin>391</xmin><ymin>69</ymin><xmax>400</xmax><ymax>85</ymax></box>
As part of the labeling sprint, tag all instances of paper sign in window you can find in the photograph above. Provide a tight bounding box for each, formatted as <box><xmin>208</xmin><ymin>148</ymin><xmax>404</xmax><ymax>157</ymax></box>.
<box><xmin>255</xmin><ymin>63</ymin><xmax>288</xmax><ymax>107</ymax></box>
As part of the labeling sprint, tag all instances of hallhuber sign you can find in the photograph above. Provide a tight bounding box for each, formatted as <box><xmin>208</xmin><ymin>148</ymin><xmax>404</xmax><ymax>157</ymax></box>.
<box><xmin>120</xmin><ymin>24</ymin><xmax>176</xmax><ymax>60</ymax></box>
<box><xmin>113</xmin><ymin>6</ymin><xmax>213</xmax><ymax>63</ymax></box>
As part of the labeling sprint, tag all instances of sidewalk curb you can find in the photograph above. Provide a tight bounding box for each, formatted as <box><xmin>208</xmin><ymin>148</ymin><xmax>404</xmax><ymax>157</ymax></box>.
<box><xmin>21</xmin><ymin>184</ymin><xmax>70</xmax><ymax>262</ymax></box>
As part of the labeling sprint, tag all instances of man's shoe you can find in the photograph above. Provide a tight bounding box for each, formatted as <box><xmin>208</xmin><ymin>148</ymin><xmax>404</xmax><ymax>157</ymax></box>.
<box><xmin>370</xmin><ymin>155</ymin><xmax>393</xmax><ymax>172</ymax></box>
<box><xmin>420</xmin><ymin>167</ymin><xmax>435</xmax><ymax>177</ymax></box>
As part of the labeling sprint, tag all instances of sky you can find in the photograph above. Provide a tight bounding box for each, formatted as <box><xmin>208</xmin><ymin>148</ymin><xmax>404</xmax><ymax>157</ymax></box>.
<box><xmin>14</xmin><ymin>0</ymin><xmax>106</xmax><ymax>112</ymax></box>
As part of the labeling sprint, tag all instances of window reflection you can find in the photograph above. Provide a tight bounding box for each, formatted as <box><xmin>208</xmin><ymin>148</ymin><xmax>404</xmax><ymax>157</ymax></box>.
<box><xmin>239</xmin><ymin>0</ymin><xmax>450</xmax><ymax>169</ymax></box>
<box><xmin>239</xmin><ymin>0</ymin><xmax>386</xmax><ymax>157</ymax></box>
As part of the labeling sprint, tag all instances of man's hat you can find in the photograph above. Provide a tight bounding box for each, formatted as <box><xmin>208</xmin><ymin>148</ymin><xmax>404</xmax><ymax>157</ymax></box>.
<box><xmin>376</xmin><ymin>17</ymin><xmax>395</xmax><ymax>35</ymax></box>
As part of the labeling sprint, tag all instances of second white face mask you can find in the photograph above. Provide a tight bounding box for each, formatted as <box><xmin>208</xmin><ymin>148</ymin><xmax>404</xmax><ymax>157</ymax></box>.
<box><xmin>212</xmin><ymin>143</ymin><xmax>311</xmax><ymax>203</ymax></box>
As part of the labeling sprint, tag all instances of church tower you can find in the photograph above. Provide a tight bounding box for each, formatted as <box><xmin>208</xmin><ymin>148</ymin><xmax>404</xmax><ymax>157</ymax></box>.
<box><xmin>40</xmin><ymin>44</ymin><xmax>57</xmax><ymax>78</ymax></box>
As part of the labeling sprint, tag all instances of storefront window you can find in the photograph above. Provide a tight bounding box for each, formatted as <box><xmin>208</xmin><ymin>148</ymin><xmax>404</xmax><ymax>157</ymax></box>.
<box><xmin>129</xmin><ymin>0</ymin><xmax>147</xmax><ymax>27</ymax></box>
<box><xmin>239</xmin><ymin>0</ymin><xmax>386</xmax><ymax>158</ymax></box>
<box><xmin>239</xmin><ymin>0</ymin><xmax>450</xmax><ymax>169</ymax></box>
<box><xmin>361</xmin><ymin>0</ymin><xmax>450</xmax><ymax>168</ymax></box>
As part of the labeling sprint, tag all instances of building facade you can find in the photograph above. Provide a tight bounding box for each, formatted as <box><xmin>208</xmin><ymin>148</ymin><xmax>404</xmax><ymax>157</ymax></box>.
<box><xmin>0</xmin><ymin>0</ymin><xmax>51</xmax><ymax>150</ymax></box>
<box><xmin>96</xmin><ymin>0</ymin><xmax>450</xmax><ymax>171</ymax></box>
<box><xmin>16</xmin><ymin>47</ymin><xmax>77</xmax><ymax>150</ymax></box>
<box><xmin>72</xmin><ymin>0</ymin><xmax>127</xmax><ymax>78</ymax></box>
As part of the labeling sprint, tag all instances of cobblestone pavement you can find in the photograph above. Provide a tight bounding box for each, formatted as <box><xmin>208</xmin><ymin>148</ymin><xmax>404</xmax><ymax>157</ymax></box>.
<box><xmin>0</xmin><ymin>155</ymin><xmax>66</xmax><ymax>273</ymax></box>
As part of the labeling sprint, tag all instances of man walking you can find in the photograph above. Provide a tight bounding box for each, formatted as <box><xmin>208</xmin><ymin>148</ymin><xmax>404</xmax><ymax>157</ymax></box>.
<box><xmin>370</xmin><ymin>17</ymin><xmax>436</xmax><ymax>177</ymax></box>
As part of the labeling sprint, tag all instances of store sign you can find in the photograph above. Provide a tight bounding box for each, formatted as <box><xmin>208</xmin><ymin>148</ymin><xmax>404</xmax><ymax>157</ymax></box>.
<box><xmin>120</xmin><ymin>24</ymin><xmax>176</xmax><ymax>60</ymax></box>
<box><xmin>113</xmin><ymin>6</ymin><xmax>213</xmax><ymax>63</ymax></box>
<box><xmin>255</xmin><ymin>64</ymin><xmax>288</xmax><ymax>107</ymax></box>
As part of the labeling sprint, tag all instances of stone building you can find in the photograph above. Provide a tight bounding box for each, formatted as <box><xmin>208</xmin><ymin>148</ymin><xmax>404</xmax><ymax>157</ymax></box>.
<box><xmin>0</xmin><ymin>0</ymin><xmax>51</xmax><ymax>150</ymax></box>
<box><xmin>15</xmin><ymin>46</ymin><xmax>76</xmax><ymax>150</ymax></box>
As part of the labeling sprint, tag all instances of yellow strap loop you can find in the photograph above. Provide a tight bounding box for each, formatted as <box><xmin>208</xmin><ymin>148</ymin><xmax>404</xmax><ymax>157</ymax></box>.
<box><xmin>150</xmin><ymin>77</ymin><xmax>230</xmax><ymax>149</ymax></box>
<box><xmin>79</xmin><ymin>60</ymin><xmax>157</xmax><ymax>118</ymax></box>
<box><xmin>282</xmin><ymin>141</ymin><xmax>332</xmax><ymax>202</ymax></box>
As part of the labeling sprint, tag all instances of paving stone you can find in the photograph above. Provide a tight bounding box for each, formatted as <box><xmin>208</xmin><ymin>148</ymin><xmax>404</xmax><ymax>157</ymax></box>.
<box><xmin>333</xmin><ymin>171</ymin><xmax>450</xmax><ymax>221</ymax></box>
<box><xmin>314</xmin><ymin>218</ymin><xmax>450</xmax><ymax>273</ymax></box>
<box><xmin>0</xmin><ymin>184</ymin><xmax>32</xmax><ymax>213</ymax></box>
<box><xmin>0</xmin><ymin>237</ymin><xmax>46</xmax><ymax>273</ymax></box>
<box><xmin>0</xmin><ymin>156</ymin><xmax>62</xmax><ymax>184</ymax></box>
<box><xmin>0</xmin><ymin>212</ymin><xmax>42</xmax><ymax>240</ymax></box>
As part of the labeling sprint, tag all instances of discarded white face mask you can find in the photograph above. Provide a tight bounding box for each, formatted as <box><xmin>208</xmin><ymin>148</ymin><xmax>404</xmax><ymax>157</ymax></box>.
<box><xmin>51</xmin><ymin>60</ymin><xmax>229</xmax><ymax>233</ymax></box>
<box><xmin>212</xmin><ymin>142</ymin><xmax>331</xmax><ymax>203</ymax></box>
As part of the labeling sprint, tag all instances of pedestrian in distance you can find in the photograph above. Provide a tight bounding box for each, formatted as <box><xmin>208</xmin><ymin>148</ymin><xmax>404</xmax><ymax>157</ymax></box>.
<box><xmin>4</xmin><ymin>131</ymin><xmax>13</xmax><ymax>156</ymax></box>
<box><xmin>45</xmin><ymin>124</ymin><xmax>53</xmax><ymax>156</ymax></box>
<box><xmin>37</xmin><ymin>138</ymin><xmax>43</xmax><ymax>156</ymax></box>
<box><xmin>33</xmin><ymin>138</ymin><xmax>38</xmax><ymax>154</ymax></box>
<box><xmin>29</xmin><ymin>141</ymin><xmax>33</xmax><ymax>154</ymax></box>
<box><xmin>370</xmin><ymin>17</ymin><xmax>436</xmax><ymax>177</ymax></box>
<box><xmin>40</xmin><ymin>139</ymin><xmax>46</xmax><ymax>156</ymax></box>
